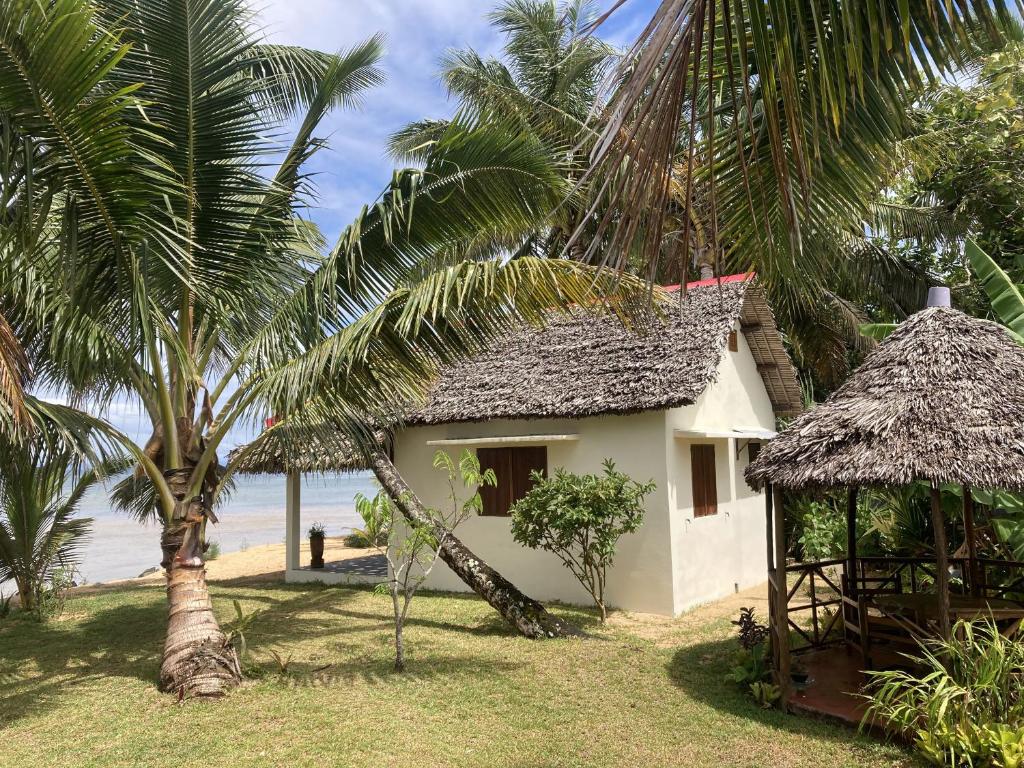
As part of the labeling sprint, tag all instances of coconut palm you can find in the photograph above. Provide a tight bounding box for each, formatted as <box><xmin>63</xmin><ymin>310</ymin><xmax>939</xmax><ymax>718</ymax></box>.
<box><xmin>391</xmin><ymin>0</ymin><xmax>614</xmax><ymax>260</ymax></box>
<box><xmin>572</xmin><ymin>0</ymin><xmax>1016</xmax><ymax>384</ymax></box>
<box><xmin>0</xmin><ymin>435</ymin><xmax>125</xmax><ymax>612</ymax></box>
<box><xmin>2</xmin><ymin>0</ymin><xmax>651</xmax><ymax>697</ymax></box>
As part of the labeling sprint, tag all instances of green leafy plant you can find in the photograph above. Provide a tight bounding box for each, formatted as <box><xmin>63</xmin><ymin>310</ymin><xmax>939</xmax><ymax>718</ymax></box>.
<box><xmin>0</xmin><ymin>435</ymin><xmax>123</xmax><ymax>616</ymax></box>
<box><xmin>726</xmin><ymin>608</ymin><xmax>773</xmax><ymax>689</ymax></box>
<box><xmin>204</xmin><ymin>540</ymin><xmax>221</xmax><ymax>561</ymax></box>
<box><xmin>343</xmin><ymin>527</ymin><xmax>388</xmax><ymax>549</ymax></box>
<box><xmin>307</xmin><ymin>523</ymin><xmax>327</xmax><ymax>540</ymax></box>
<box><xmin>749</xmin><ymin>681</ymin><xmax>781</xmax><ymax>709</ymax></box>
<box><xmin>0</xmin><ymin>593</ymin><xmax>11</xmax><ymax>618</ymax></box>
<box><xmin>510</xmin><ymin>460</ymin><xmax>653</xmax><ymax>623</ymax></box>
<box><xmin>31</xmin><ymin>566</ymin><xmax>77</xmax><ymax>622</ymax></box>
<box><xmin>223</xmin><ymin>600</ymin><xmax>263</xmax><ymax>677</ymax></box>
<box><xmin>864</xmin><ymin>620</ymin><xmax>1024</xmax><ymax>766</ymax></box>
<box><xmin>357</xmin><ymin>449</ymin><xmax>494</xmax><ymax>672</ymax></box>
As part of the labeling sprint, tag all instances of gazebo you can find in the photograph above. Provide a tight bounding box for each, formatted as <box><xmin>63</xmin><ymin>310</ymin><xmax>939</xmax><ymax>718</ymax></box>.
<box><xmin>745</xmin><ymin>289</ymin><xmax>1024</xmax><ymax>720</ymax></box>
<box><xmin>230</xmin><ymin>424</ymin><xmax>386</xmax><ymax>584</ymax></box>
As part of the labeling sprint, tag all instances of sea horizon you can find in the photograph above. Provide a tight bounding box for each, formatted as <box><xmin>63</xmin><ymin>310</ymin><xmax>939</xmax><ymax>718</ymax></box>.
<box><xmin>71</xmin><ymin>471</ymin><xmax>379</xmax><ymax>584</ymax></box>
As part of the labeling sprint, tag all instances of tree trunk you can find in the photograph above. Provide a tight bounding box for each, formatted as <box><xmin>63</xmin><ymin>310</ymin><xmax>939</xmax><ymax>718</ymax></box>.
<box><xmin>370</xmin><ymin>450</ymin><xmax>578</xmax><ymax>639</ymax></box>
<box><xmin>158</xmin><ymin>467</ymin><xmax>240</xmax><ymax>697</ymax></box>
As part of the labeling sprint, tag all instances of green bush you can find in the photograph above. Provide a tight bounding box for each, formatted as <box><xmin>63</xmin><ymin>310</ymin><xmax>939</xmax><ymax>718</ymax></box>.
<box><xmin>205</xmin><ymin>540</ymin><xmax>221</xmax><ymax>561</ymax></box>
<box><xmin>343</xmin><ymin>528</ymin><xmax>388</xmax><ymax>549</ymax></box>
<box><xmin>864</xmin><ymin>620</ymin><xmax>1024</xmax><ymax>767</ymax></box>
<box><xmin>510</xmin><ymin>459</ymin><xmax>654</xmax><ymax>623</ymax></box>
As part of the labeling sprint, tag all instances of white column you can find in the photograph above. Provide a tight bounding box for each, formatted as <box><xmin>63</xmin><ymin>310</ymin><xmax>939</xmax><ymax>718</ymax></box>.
<box><xmin>727</xmin><ymin>438</ymin><xmax>738</xmax><ymax>502</ymax></box>
<box><xmin>285</xmin><ymin>470</ymin><xmax>301</xmax><ymax>572</ymax></box>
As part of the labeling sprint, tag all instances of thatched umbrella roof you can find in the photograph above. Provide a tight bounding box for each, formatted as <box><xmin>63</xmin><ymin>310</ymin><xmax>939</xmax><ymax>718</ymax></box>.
<box><xmin>746</xmin><ymin>306</ymin><xmax>1024</xmax><ymax>492</ymax></box>
<box><xmin>234</xmin><ymin>275</ymin><xmax>801</xmax><ymax>475</ymax></box>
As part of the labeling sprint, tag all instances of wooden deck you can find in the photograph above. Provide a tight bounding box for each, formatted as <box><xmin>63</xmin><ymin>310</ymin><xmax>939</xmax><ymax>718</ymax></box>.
<box><xmin>787</xmin><ymin>645</ymin><xmax>907</xmax><ymax>726</ymax></box>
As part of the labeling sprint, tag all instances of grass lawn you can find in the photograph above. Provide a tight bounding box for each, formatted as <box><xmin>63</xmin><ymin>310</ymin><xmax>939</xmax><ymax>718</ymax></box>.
<box><xmin>0</xmin><ymin>579</ymin><xmax>912</xmax><ymax>768</ymax></box>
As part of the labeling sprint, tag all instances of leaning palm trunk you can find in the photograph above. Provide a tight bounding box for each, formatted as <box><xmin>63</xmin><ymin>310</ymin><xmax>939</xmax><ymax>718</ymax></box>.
<box><xmin>158</xmin><ymin>467</ymin><xmax>240</xmax><ymax>697</ymax></box>
<box><xmin>369</xmin><ymin>450</ymin><xmax>577</xmax><ymax>638</ymax></box>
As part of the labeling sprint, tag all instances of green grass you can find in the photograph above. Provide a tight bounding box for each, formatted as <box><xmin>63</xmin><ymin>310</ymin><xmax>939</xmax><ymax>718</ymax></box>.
<box><xmin>0</xmin><ymin>580</ymin><xmax>912</xmax><ymax>768</ymax></box>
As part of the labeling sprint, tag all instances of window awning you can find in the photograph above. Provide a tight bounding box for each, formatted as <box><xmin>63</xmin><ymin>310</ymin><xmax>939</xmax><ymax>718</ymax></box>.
<box><xmin>426</xmin><ymin>434</ymin><xmax>580</xmax><ymax>447</ymax></box>
<box><xmin>674</xmin><ymin>427</ymin><xmax>778</xmax><ymax>440</ymax></box>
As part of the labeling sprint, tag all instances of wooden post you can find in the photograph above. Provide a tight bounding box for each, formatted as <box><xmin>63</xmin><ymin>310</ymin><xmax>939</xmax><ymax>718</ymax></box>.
<box><xmin>930</xmin><ymin>484</ymin><xmax>952</xmax><ymax>641</ymax></box>
<box><xmin>772</xmin><ymin>485</ymin><xmax>791</xmax><ymax>706</ymax></box>
<box><xmin>963</xmin><ymin>485</ymin><xmax>980</xmax><ymax>597</ymax></box>
<box><xmin>846</xmin><ymin>487</ymin><xmax>859</xmax><ymax>598</ymax></box>
<box><xmin>765</xmin><ymin>482</ymin><xmax>775</xmax><ymax>572</ymax></box>
<box><xmin>285</xmin><ymin>470</ymin><xmax>301</xmax><ymax>573</ymax></box>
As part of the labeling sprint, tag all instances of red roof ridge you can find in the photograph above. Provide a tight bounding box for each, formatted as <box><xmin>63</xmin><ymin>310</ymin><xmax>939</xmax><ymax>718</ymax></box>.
<box><xmin>662</xmin><ymin>272</ymin><xmax>755</xmax><ymax>293</ymax></box>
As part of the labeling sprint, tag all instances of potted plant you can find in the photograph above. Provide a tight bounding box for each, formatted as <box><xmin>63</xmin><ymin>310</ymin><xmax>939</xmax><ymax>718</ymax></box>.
<box><xmin>308</xmin><ymin>522</ymin><xmax>326</xmax><ymax>569</ymax></box>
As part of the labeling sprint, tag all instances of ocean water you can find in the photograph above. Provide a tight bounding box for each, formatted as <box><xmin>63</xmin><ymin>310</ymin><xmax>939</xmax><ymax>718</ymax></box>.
<box><xmin>74</xmin><ymin>472</ymin><xmax>379</xmax><ymax>584</ymax></box>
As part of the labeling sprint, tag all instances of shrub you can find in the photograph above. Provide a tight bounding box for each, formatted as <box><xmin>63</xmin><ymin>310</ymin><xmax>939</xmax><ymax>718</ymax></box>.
<box><xmin>32</xmin><ymin>566</ymin><xmax>77</xmax><ymax>622</ymax></box>
<box><xmin>726</xmin><ymin>607</ymin><xmax>773</xmax><ymax>692</ymax></box>
<box><xmin>510</xmin><ymin>460</ymin><xmax>654</xmax><ymax>623</ymax></box>
<box><xmin>205</xmin><ymin>540</ymin><xmax>221</xmax><ymax>561</ymax></box>
<box><xmin>343</xmin><ymin>527</ymin><xmax>388</xmax><ymax>549</ymax></box>
<box><xmin>864</xmin><ymin>620</ymin><xmax>1024</xmax><ymax>767</ymax></box>
<box><xmin>357</xmin><ymin>449</ymin><xmax>494</xmax><ymax>672</ymax></box>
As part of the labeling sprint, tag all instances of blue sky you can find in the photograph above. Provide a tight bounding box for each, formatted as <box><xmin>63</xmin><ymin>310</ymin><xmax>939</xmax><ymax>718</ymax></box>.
<box><xmin>88</xmin><ymin>0</ymin><xmax>661</xmax><ymax>449</ymax></box>
<box><xmin>260</xmin><ymin>0</ymin><xmax>661</xmax><ymax>245</ymax></box>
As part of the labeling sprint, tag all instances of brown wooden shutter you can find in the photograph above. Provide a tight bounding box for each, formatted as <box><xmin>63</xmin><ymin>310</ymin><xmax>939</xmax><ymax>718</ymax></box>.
<box><xmin>728</xmin><ymin>330</ymin><xmax>738</xmax><ymax>352</ymax></box>
<box><xmin>477</xmin><ymin>446</ymin><xmax>547</xmax><ymax>516</ymax></box>
<box><xmin>691</xmin><ymin>444</ymin><xmax>718</xmax><ymax>517</ymax></box>
<box><xmin>512</xmin><ymin>446</ymin><xmax>547</xmax><ymax>501</ymax></box>
<box><xmin>478</xmin><ymin>448</ymin><xmax>513</xmax><ymax>516</ymax></box>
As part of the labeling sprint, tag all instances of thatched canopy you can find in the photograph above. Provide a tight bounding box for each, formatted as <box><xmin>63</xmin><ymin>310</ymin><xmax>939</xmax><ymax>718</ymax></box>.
<box><xmin>228</xmin><ymin>426</ymin><xmax>370</xmax><ymax>475</ymax></box>
<box><xmin>747</xmin><ymin>306</ymin><xmax>1024</xmax><ymax>492</ymax></box>
<box><xmin>234</xmin><ymin>274</ymin><xmax>801</xmax><ymax>475</ymax></box>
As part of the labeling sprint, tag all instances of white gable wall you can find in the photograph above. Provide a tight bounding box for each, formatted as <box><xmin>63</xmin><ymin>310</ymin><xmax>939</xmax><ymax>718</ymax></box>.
<box><xmin>664</xmin><ymin>322</ymin><xmax>775</xmax><ymax>614</ymax></box>
<box><xmin>393</xmin><ymin>412</ymin><xmax>676</xmax><ymax>615</ymax></box>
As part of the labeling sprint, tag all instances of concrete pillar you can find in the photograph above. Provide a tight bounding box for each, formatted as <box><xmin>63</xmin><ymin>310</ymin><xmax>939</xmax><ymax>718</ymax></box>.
<box><xmin>286</xmin><ymin>470</ymin><xmax>301</xmax><ymax>572</ymax></box>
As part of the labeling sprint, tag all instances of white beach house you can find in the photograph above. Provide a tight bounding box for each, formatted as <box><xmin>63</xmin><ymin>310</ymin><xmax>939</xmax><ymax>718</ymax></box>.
<box><xmin>240</xmin><ymin>273</ymin><xmax>801</xmax><ymax>616</ymax></box>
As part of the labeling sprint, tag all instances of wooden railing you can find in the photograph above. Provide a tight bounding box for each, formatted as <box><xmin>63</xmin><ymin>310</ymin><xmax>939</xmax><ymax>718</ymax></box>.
<box><xmin>783</xmin><ymin>558</ymin><xmax>846</xmax><ymax>653</ymax></box>
<box><xmin>854</xmin><ymin>556</ymin><xmax>967</xmax><ymax>597</ymax></box>
<box><xmin>976</xmin><ymin>558</ymin><xmax>1024</xmax><ymax>599</ymax></box>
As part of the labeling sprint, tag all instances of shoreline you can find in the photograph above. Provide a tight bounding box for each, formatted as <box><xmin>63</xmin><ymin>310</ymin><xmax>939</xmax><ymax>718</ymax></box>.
<box><xmin>73</xmin><ymin>536</ymin><xmax>379</xmax><ymax>594</ymax></box>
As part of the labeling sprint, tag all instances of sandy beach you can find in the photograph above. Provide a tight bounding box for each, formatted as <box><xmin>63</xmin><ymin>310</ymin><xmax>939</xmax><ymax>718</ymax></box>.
<box><xmin>92</xmin><ymin>536</ymin><xmax>378</xmax><ymax>588</ymax></box>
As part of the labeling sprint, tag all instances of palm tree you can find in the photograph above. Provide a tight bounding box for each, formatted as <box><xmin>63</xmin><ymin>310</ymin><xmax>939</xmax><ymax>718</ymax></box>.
<box><xmin>2</xmin><ymin>0</ymin><xmax>651</xmax><ymax>697</ymax></box>
<box><xmin>0</xmin><ymin>434</ymin><xmax>124</xmax><ymax>612</ymax></box>
<box><xmin>575</xmin><ymin>0</ymin><xmax>1016</xmax><ymax>385</ymax></box>
<box><xmin>391</xmin><ymin>0</ymin><xmax>614</xmax><ymax>261</ymax></box>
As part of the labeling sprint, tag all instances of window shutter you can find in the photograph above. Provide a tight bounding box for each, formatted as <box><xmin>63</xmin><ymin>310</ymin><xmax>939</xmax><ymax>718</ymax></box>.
<box><xmin>728</xmin><ymin>330</ymin><xmax>738</xmax><ymax>352</ymax></box>
<box><xmin>690</xmin><ymin>444</ymin><xmax>718</xmax><ymax>517</ymax></box>
<box><xmin>512</xmin><ymin>446</ymin><xmax>547</xmax><ymax>500</ymax></box>
<box><xmin>477</xmin><ymin>446</ymin><xmax>547</xmax><ymax>516</ymax></box>
<box><xmin>477</xmin><ymin>448</ymin><xmax>513</xmax><ymax>516</ymax></box>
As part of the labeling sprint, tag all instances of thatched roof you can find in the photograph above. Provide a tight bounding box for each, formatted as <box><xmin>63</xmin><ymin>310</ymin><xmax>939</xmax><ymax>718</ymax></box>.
<box><xmin>409</xmin><ymin>274</ymin><xmax>801</xmax><ymax>425</ymax></box>
<box><xmin>234</xmin><ymin>274</ymin><xmax>801</xmax><ymax>475</ymax></box>
<box><xmin>746</xmin><ymin>306</ymin><xmax>1024</xmax><ymax>492</ymax></box>
<box><xmin>228</xmin><ymin>426</ymin><xmax>369</xmax><ymax>476</ymax></box>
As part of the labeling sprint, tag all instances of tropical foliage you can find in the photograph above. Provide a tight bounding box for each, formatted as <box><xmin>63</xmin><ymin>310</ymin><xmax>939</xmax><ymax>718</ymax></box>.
<box><xmin>864</xmin><ymin>620</ymin><xmax>1024</xmax><ymax>767</ymax></box>
<box><xmin>357</xmin><ymin>449</ymin><xmax>494</xmax><ymax>672</ymax></box>
<box><xmin>0</xmin><ymin>435</ymin><xmax>122</xmax><ymax>613</ymax></box>
<box><xmin>510</xmin><ymin>459</ymin><xmax>653</xmax><ymax>622</ymax></box>
<box><xmin>390</xmin><ymin>0</ymin><xmax>614</xmax><ymax>262</ymax></box>
<box><xmin>1</xmin><ymin>0</ymin><xmax>654</xmax><ymax>696</ymax></box>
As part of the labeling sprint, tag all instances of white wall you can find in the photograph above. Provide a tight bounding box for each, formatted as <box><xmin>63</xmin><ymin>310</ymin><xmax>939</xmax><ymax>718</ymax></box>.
<box><xmin>394</xmin><ymin>412</ymin><xmax>676</xmax><ymax>615</ymax></box>
<box><xmin>663</xmin><ymin>323</ymin><xmax>776</xmax><ymax>614</ymax></box>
